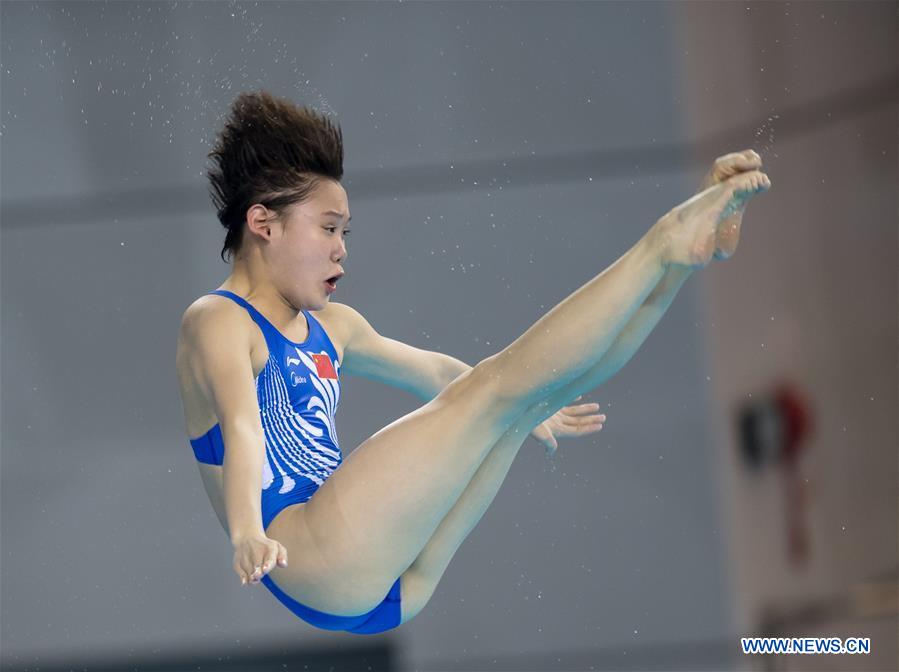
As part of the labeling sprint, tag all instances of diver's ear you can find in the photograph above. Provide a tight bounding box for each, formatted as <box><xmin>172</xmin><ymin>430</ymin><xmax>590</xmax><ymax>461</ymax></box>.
<box><xmin>245</xmin><ymin>204</ymin><xmax>277</xmax><ymax>242</ymax></box>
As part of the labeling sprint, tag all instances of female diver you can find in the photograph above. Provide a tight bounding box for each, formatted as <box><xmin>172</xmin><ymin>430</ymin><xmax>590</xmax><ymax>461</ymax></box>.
<box><xmin>176</xmin><ymin>91</ymin><xmax>770</xmax><ymax>634</ymax></box>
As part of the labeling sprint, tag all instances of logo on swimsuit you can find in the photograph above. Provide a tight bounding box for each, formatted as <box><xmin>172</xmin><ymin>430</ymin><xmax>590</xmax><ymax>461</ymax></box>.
<box><xmin>286</xmin><ymin>347</ymin><xmax>339</xmax><ymax>381</ymax></box>
<box><xmin>286</xmin><ymin>354</ymin><xmax>308</xmax><ymax>386</ymax></box>
<box><xmin>310</xmin><ymin>353</ymin><xmax>338</xmax><ymax>380</ymax></box>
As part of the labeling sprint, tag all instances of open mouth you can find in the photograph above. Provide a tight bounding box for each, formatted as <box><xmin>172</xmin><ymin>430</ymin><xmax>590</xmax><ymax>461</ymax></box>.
<box><xmin>324</xmin><ymin>271</ymin><xmax>344</xmax><ymax>293</ymax></box>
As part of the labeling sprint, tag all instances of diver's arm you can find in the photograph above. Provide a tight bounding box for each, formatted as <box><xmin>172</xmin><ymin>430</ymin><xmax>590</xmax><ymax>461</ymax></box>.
<box><xmin>333</xmin><ymin>302</ymin><xmax>604</xmax><ymax>452</ymax></box>
<box><xmin>333</xmin><ymin>302</ymin><xmax>468</xmax><ymax>401</ymax></box>
<box><xmin>182</xmin><ymin>301</ymin><xmax>266</xmax><ymax>542</ymax></box>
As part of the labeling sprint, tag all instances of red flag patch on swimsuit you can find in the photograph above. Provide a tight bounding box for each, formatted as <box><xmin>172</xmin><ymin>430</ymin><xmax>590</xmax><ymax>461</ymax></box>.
<box><xmin>310</xmin><ymin>353</ymin><xmax>338</xmax><ymax>379</ymax></box>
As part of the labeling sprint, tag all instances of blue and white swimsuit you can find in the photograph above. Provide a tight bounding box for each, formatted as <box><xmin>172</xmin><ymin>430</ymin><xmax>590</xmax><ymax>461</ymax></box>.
<box><xmin>189</xmin><ymin>289</ymin><xmax>401</xmax><ymax>635</ymax></box>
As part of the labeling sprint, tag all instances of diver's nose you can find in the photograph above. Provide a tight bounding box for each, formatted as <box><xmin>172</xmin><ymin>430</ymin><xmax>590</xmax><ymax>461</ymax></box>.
<box><xmin>334</xmin><ymin>238</ymin><xmax>347</xmax><ymax>263</ymax></box>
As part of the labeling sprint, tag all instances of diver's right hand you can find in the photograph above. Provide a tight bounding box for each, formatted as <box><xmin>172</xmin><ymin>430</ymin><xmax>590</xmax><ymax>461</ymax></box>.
<box><xmin>231</xmin><ymin>532</ymin><xmax>288</xmax><ymax>586</ymax></box>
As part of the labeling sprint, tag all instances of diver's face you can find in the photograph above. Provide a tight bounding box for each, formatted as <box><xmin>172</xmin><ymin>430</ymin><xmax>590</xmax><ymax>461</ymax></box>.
<box><xmin>270</xmin><ymin>179</ymin><xmax>350</xmax><ymax>311</ymax></box>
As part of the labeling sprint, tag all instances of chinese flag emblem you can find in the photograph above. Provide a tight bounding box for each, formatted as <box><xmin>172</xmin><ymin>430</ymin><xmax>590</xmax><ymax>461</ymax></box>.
<box><xmin>310</xmin><ymin>353</ymin><xmax>338</xmax><ymax>379</ymax></box>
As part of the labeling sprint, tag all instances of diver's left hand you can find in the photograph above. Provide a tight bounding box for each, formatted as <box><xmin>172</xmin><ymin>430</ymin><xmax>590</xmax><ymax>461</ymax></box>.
<box><xmin>531</xmin><ymin>399</ymin><xmax>606</xmax><ymax>456</ymax></box>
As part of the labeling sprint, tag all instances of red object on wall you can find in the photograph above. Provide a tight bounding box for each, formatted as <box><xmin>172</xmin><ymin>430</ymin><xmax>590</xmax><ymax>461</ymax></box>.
<box><xmin>775</xmin><ymin>383</ymin><xmax>811</xmax><ymax>463</ymax></box>
<box><xmin>736</xmin><ymin>381</ymin><xmax>814</xmax><ymax>568</ymax></box>
<box><xmin>774</xmin><ymin>383</ymin><xmax>813</xmax><ymax>568</ymax></box>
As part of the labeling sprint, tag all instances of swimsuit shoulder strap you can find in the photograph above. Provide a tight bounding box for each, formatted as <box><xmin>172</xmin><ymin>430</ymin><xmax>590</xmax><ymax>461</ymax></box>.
<box><xmin>301</xmin><ymin>309</ymin><xmax>325</xmax><ymax>339</ymax></box>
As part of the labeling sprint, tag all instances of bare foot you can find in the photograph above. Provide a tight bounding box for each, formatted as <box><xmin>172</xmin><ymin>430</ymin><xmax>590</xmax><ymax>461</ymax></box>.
<box><xmin>701</xmin><ymin>149</ymin><xmax>764</xmax><ymax>259</ymax></box>
<box><xmin>654</xmin><ymin>170</ymin><xmax>771</xmax><ymax>268</ymax></box>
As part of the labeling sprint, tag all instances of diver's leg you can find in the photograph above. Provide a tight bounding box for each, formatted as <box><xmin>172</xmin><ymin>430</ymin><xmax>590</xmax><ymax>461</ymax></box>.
<box><xmin>270</xmin><ymin>228</ymin><xmax>664</xmax><ymax>614</ymax></box>
<box><xmin>398</xmin><ymin>169</ymin><xmax>770</xmax><ymax>622</ymax></box>
<box><xmin>399</xmin><ymin>266</ymin><xmax>693</xmax><ymax>622</ymax></box>
<box><xmin>266</xmin><ymin>171</ymin><xmax>769</xmax><ymax>615</ymax></box>
<box><xmin>484</xmin><ymin>170</ymin><xmax>769</xmax><ymax>410</ymax></box>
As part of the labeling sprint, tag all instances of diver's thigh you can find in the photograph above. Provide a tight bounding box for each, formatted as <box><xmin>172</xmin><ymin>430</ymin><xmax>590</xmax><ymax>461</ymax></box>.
<box><xmin>300</xmin><ymin>368</ymin><xmax>516</xmax><ymax>596</ymax></box>
<box><xmin>264</xmin><ymin>503</ymin><xmax>393</xmax><ymax>615</ymax></box>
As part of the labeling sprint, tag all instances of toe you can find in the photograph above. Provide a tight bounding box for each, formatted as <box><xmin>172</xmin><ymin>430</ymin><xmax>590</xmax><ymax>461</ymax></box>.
<box><xmin>742</xmin><ymin>150</ymin><xmax>762</xmax><ymax>168</ymax></box>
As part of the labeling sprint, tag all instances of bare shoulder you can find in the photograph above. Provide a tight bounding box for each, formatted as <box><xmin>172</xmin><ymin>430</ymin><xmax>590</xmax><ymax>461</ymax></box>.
<box><xmin>310</xmin><ymin>301</ymin><xmax>366</xmax><ymax>353</ymax></box>
<box><xmin>176</xmin><ymin>294</ymin><xmax>260</xmax><ymax>436</ymax></box>
<box><xmin>179</xmin><ymin>293</ymin><xmax>249</xmax><ymax>341</ymax></box>
<box><xmin>314</xmin><ymin>301</ymin><xmax>364</xmax><ymax>328</ymax></box>
<box><xmin>177</xmin><ymin>293</ymin><xmax>258</xmax><ymax>373</ymax></box>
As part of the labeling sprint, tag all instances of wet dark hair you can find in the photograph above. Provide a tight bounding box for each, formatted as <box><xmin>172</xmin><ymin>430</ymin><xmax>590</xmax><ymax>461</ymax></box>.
<box><xmin>207</xmin><ymin>90</ymin><xmax>344</xmax><ymax>262</ymax></box>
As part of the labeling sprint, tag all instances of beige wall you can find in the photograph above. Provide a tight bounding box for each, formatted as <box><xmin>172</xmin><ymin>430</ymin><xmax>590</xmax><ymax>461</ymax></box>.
<box><xmin>674</xmin><ymin>1</ymin><xmax>897</xmax><ymax>665</ymax></box>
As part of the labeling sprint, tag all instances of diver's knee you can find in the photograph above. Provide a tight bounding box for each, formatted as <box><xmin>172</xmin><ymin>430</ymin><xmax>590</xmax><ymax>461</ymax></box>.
<box><xmin>398</xmin><ymin>568</ymin><xmax>437</xmax><ymax>624</ymax></box>
<box><xmin>431</xmin><ymin>354</ymin><xmax>513</xmax><ymax>417</ymax></box>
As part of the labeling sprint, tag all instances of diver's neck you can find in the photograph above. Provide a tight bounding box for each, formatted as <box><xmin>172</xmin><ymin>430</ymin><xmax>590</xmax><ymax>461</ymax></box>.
<box><xmin>221</xmin><ymin>258</ymin><xmax>301</xmax><ymax>321</ymax></box>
